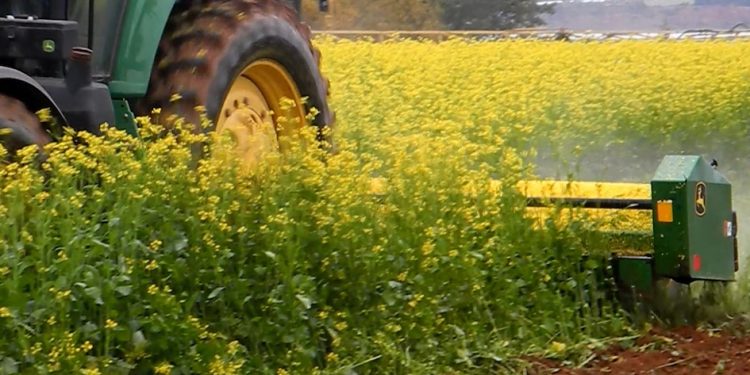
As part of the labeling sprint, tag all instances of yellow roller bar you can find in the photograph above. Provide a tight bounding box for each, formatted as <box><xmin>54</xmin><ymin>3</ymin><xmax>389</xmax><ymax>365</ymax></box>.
<box><xmin>369</xmin><ymin>177</ymin><xmax>651</xmax><ymax>201</ymax></box>
<box><xmin>516</xmin><ymin>180</ymin><xmax>651</xmax><ymax>200</ymax></box>
<box><xmin>368</xmin><ymin>177</ymin><xmax>653</xmax><ymax>233</ymax></box>
<box><xmin>514</xmin><ymin>180</ymin><xmax>652</xmax><ymax>236</ymax></box>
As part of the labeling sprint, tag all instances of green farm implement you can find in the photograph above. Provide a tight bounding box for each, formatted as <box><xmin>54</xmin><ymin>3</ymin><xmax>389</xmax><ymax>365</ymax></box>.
<box><xmin>521</xmin><ymin>155</ymin><xmax>738</xmax><ymax>297</ymax></box>
<box><xmin>373</xmin><ymin>154</ymin><xmax>740</xmax><ymax>304</ymax></box>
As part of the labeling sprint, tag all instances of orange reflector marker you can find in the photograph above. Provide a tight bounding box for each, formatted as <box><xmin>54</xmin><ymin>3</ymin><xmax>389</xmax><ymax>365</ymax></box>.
<box><xmin>693</xmin><ymin>254</ymin><xmax>702</xmax><ymax>272</ymax></box>
<box><xmin>656</xmin><ymin>200</ymin><xmax>673</xmax><ymax>223</ymax></box>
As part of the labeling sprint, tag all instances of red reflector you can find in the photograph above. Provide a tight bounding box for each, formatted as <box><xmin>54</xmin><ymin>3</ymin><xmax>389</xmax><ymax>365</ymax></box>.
<box><xmin>693</xmin><ymin>254</ymin><xmax>702</xmax><ymax>272</ymax></box>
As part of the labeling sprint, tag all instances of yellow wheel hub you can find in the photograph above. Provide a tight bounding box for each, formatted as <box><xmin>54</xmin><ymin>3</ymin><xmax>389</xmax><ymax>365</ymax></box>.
<box><xmin>215</xmin><ymin>59</ymin><xmax>306</xmax><ymax>168</ymax></box>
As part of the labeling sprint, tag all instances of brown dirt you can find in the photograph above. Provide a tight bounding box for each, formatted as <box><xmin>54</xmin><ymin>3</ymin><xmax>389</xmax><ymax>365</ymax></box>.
<box><xmin>529</xmin><ymin>325</ymin><xmax>750</xmax><ymax>374</ymax></box>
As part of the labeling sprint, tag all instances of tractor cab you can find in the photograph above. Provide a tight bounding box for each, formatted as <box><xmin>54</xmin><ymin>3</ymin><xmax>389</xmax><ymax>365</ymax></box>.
<box><xmin>0</xmin><ymin>0</ymin><xmax>126</xmax><ymax>137</ymax></box>
<box><xmin>0</xmin><ymin>0</ymin><xmax>124</xmax><ymax>79</ymax></box>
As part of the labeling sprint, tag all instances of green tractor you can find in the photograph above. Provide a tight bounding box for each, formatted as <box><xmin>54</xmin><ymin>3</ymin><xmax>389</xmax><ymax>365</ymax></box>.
<box><xmin>0</xmin><ymin>0</ymin><xmax>332</xmax><ymax>165</ymax></box>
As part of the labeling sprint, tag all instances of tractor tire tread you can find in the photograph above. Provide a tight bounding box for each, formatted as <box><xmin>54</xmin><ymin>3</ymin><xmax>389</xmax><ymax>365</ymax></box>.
<box><xmin>170</xmin><ymin>29</ymin><xmax>224</xmax><ymax>49</ymax></box>
<box><xmin>157</xmin><ymin>57</ymin><xmax>210</xmax><ymax>76</ymax></box>
<box><xmin>139</xmin><ymin>0</ymin><xmax>333</xmax><ymax>135</ymax></box>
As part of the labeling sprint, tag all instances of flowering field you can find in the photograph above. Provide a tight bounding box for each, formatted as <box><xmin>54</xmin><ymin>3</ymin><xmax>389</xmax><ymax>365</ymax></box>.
<box><xmin>318</xmin><ymin>37</ymin><xmax>750</xmax><ymax>182</ymax></box>
<box><xmin>1</xmin><ymin>38</ymin><xmax>750</xmax><ymax>373</ymax></box>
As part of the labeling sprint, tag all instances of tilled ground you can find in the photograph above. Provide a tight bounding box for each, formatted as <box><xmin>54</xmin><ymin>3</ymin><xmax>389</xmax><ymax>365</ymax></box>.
<box><xmin>530</xmin><ymin>325</ymin><xmax>750</xmax><ymax>374</ymax></box>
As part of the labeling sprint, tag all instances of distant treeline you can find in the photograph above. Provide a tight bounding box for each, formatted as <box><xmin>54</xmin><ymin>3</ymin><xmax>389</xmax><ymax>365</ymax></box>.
<box><xmin>300</xmin><ymin>0</ymin><xmax>750</xmax><ymax>31</ymax></box>
<box><xmin>300</xmin><ymin>0</ymin><xmax>553</xmax><ymax>30</ymax></box>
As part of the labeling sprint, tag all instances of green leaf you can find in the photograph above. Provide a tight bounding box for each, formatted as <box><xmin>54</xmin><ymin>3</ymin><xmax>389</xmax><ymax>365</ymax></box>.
<box><xmin>0</xmin><ymin>357</ymin><xmax>18</xmax><ymax>374</ymax></box>
<box><xmin>115</xmin><ymin>286</ymin><xmax>132</xmax><ymax>296</ymax></box>
<box><xmin>584</xmin><ymin>258</ymin><xmax>599</xmax><ymax>269</ymax></box>
<box><xmin>108</xmin><ymin>217</ymin><xmax>120</xmax><ymax>228</ymax></box>
<box><xmin>168</xmin><ymin>235</ymin><xmax>189</xmax><ymax>253</ymax></box>
<box><xmin>208</xmin><ymin>287</ymin><xmax>225</xmax><ymax>300</ymax></box>
<box><xmin>132</xmin><ymin>330</ymin><xmax>147</xmax><ymax>350</ymax></box>
<box><xmin>383</xmin><ymin>291</ymin><xmax>397</xmax><ymax>306</ymax></box>
<box><xmin>92</xmin><ymin>239</ymin><xmax>110</xmax><ymax>249</ymax></box>
<box><xmin>82</xmin><ymin>322</ymin><xmax>98</xmax><ymax>335</ymax></box>
<box><xmin>296</xmin><ymin>294</ymin><xmax>312</xmax><ymax>309</ymax></box>
<box><xmin>452</xmin><ymin>325</ymin><xmax>465</xmax><ymax>337</ymax></box>
<box><xmin>85</xmin><ymin>286</ymin><xmax>103</xmax><ymax>305</ymax></box>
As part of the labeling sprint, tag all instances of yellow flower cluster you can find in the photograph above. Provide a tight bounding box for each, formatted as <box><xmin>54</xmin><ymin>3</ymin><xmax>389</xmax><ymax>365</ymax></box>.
<box><xmin>316</xmin><ymin>36</ymin><xmax>750</xmax><ymax>173</ymax></box>
<box><xmin>44</xmin><ymin>332</ymin><xmax>92</xmax><ymax>371</ymax></box>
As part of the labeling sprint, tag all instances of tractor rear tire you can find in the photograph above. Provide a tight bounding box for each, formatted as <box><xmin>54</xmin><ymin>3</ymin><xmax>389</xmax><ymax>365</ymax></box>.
<box><xmin>0</xmin><ymin>94</ymin><xmax>51</xmax><ymax>156</ymax></box>
<box><xmin>138</xmin><ymin>0</ymin><xmax>333</xmax><ymax>164</ymax></box>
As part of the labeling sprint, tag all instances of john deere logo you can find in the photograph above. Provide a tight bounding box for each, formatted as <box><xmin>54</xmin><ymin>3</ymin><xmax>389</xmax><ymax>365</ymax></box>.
<box><xmin>42</xmin><ymin>40</ymin><xmax>55</xmax><ymax>53</ymax></box>
<box><xmin>695</xmin><ymin>181</ymin><xmax>706</xmax><ymax>216</ymax></box>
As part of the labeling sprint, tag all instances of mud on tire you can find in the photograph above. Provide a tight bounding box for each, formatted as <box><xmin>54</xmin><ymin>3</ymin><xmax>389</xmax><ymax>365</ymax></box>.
<box><xmin>0</xmin><ymin>94</ymin><xmax>50</xmax><ymax>155</ymax></box>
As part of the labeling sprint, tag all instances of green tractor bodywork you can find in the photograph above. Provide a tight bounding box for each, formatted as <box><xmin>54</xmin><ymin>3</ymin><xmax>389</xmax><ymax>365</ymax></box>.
<box><xmin>106</xmin><ymin>1</ymin><xmax>178</xmax><ymax>135</ymax></box>
<box><xmin>109</xmin><ymin>1</ymin><xmax>176</xmax><ymax>97</ymax></box>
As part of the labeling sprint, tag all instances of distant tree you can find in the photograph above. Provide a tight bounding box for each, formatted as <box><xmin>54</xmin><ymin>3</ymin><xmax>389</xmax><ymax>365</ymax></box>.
<box><xmin>437</xmin><ymin>0</ymin><xmax>555</xmax><ymax>30</ymax></box>
<box><xmin>301</xmin><ymin>0</ymin><xmax>443</xmax><ymax>30</ymax></box>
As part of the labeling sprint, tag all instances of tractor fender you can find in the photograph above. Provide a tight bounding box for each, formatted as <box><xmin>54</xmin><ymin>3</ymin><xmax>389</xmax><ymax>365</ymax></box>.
<box><xmin>0</xmin><ymin>67</ymin><xmax>67</xmax><ymax>124</ymax></box>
